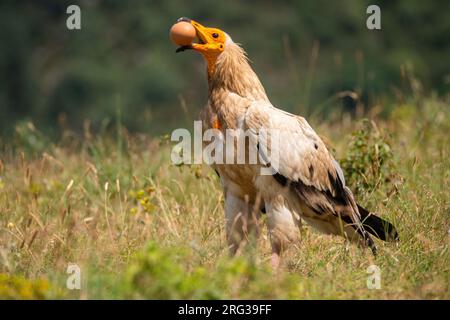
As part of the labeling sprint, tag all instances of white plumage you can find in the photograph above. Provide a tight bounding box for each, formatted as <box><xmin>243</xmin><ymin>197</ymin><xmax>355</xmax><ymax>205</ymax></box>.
<box><xmin>177</xmin><ymin>18</ymin><xmax>398</xmax><ymax>268</ymax></box>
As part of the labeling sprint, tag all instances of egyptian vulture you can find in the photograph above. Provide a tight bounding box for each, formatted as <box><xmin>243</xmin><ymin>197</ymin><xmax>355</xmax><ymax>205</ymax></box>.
<box><xmin>175</xmin><ymin>18</ymin><xmax>398</xmax><ymax>268</ymax></box>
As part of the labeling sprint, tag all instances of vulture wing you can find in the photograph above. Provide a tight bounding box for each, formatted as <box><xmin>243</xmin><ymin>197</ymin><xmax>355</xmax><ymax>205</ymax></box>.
<box><xmin>243</xmin><ymin>101</ymin><xmax>397</xmax><ymax>251</ymax></box>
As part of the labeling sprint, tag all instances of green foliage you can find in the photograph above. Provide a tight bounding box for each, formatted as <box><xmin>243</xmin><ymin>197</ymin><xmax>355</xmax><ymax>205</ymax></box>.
<box><xmin>123</xmin><ymin>242</ymin><xmax>300</xmax><ymax>299</ymax></box>
<box><xmin>0</xmin><ymin>1</ymin><xmax>449</xmax><ymax>134</ymax></box>
<box><xmin>341</xmin><ymin>119</ymin><xmax>394</xmax><ymax>196</ymax></box>
<box><xmin>125</xmin><ymin>242</ymin><xmax>217</xmax><ymax>299</ymax></box>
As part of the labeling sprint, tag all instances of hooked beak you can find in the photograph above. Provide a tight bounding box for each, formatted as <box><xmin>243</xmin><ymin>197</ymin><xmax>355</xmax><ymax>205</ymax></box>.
<box><xmin>175</xmin><ymin>17</ymin><xmax>215</xmax><ymax>53</ymax></box>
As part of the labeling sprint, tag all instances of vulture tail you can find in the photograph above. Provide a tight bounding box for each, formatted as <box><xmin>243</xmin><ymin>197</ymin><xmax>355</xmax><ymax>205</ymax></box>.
<box><xmin>357</xmin><ymin>204</ymin><xmax>399</xmax><ymax>242</ymax></box>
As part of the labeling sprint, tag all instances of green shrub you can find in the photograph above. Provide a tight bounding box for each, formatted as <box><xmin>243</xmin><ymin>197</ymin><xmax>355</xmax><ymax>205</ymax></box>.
<box><xmin>341</xmin><ymin>119</ymin><xmax>394</xmax><ymax>196</ymax></box>
<box><xmin>124</xmin><ymin>242</ymin><xmax>218</xmax><ymax>299</ymax></box>
<box><xmin>123</xmin><ymin>242</ymin><xmax>297</xmax><ymax>299</ymax></box>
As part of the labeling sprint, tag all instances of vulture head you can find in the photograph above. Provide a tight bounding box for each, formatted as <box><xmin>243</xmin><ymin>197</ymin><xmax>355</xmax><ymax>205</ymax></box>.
<box><xmin>175</xmin><ymin>17</ymin><xmax>230</xmax><ymax>68</ymax></box>
<box><xmin>174</xmin><ymin>17</ymin><xmax>266</xmax><ymax>99</ymax></box>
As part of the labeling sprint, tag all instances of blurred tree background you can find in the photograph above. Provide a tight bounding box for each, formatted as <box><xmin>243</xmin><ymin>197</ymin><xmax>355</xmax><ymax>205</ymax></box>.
<box><xmin>0</xmin><ymin>0</ymin><xmax>448</xmax><ymax>137</ymax></box>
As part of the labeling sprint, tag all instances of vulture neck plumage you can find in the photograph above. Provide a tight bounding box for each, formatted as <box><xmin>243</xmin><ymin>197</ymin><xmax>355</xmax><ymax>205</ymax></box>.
<box><xmin>207</xmin><ymin>43</ymin><xmax>269</xmax><ymax>104</ymax></box>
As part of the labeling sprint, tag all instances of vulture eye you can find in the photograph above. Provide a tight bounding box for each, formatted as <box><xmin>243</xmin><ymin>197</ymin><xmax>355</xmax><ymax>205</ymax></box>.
<box><xmin>212</xmin><ymin>33</ymin><xmax>219</xmax><ymax>39</ymax></box>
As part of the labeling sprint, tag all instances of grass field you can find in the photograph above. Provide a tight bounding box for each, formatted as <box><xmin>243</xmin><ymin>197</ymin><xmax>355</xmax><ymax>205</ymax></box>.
<box><xmin>0</xmin><ymin>97</ymin><xmax>448</xmax><ymax>299</ymax></box>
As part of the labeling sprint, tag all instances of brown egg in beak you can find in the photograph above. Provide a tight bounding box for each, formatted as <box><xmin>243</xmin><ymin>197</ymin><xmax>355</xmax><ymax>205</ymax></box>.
<box><xmin>174</xmin><ymin>17</ymin><xmax>216</xmax><ymax>53</ymax></box>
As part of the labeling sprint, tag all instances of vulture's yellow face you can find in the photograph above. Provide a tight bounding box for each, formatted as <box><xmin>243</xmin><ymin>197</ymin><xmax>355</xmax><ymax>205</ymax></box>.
<box><xmin>176</xmin><ymin>18</ymin><xmax>226</xmax><ymax>69</ymax></box>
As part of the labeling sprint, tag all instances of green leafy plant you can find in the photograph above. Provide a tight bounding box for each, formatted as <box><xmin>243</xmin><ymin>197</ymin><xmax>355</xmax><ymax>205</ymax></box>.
<box><xmin>124</xmin><ymin>242</ymin><xmax>218</xmax><ymax>299</ymax></box>
<box><xmin>341</xmin><ymin>119</ymin><xmax>394</xmax><ymax>196</ymax></box>
<box><xmin>123</xmin><ymin>242</ymin><xmax>292</xmax><ymax>299</ymax></box>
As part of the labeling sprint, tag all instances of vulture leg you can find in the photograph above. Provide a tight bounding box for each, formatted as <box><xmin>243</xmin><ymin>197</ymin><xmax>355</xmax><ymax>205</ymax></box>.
<box><xmin>264</xmin><ymin>194</ymin><xmax>301</xmax><ymax>270</ymax></box>
<box><xmin>224</xmin><ymin>192</ymin><xmax>261</xmax><ymax>256</ymax></box>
